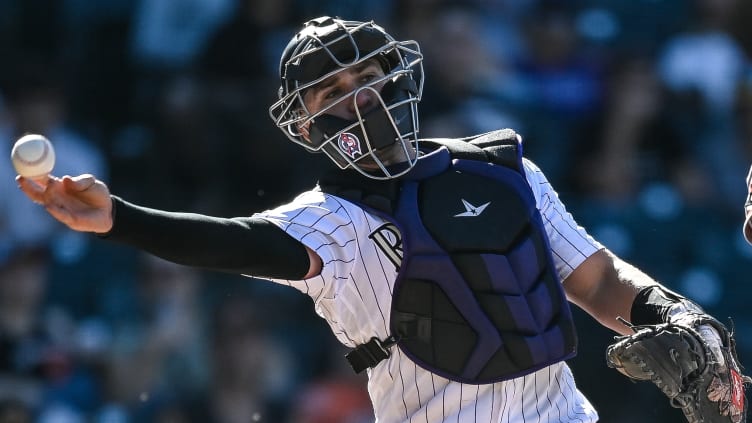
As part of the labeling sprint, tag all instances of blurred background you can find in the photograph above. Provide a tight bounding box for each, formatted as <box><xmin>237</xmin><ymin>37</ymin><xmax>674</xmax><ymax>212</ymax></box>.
<box><xmin>0</xmin><ymin>0</ymin><xmax>751</xmax><ymax>421</ymax></box>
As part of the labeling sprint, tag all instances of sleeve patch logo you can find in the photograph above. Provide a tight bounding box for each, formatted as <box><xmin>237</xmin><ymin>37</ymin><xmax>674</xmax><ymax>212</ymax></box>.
<box><xmin>338</xmin><ymin>132</ymin><xmax>362</xmax><ymax>159</ymax></box>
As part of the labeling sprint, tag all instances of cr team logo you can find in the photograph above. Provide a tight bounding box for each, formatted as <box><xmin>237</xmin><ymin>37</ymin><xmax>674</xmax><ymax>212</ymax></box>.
<box><xmin>369</xmin><ymin>223</ymin><xmax>403</xmax><ymax>271</ymax></box>
<box><xmin>338</xmin><ymin>132</ymin><xmax>362</xmax><ymax>159</ymax></box>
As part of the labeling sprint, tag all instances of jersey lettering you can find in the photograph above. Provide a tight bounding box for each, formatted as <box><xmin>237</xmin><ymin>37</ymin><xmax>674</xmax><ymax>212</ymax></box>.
<box><xmin>369</xmin><ymin>223</ymin><xmax>403</xmax><ymax>270</ymax></box>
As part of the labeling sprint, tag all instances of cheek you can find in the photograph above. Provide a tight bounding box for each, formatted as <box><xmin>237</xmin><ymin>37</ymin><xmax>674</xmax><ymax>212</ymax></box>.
<box><xmin>374</xmin><ymin>79</ymin><xmax>387</xmax><ymax>92</ymax></box>
<box><xmin>302</xmin><ymin>91</ymin><xmax>320</xmax><ymax>115</ymax></box>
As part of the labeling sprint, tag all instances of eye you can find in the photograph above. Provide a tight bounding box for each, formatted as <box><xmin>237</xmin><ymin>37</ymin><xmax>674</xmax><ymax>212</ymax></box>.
<box><xmin>323</xmin><ymin>89</ymin><xmax>341</xmax><ymax>100</ymax></box>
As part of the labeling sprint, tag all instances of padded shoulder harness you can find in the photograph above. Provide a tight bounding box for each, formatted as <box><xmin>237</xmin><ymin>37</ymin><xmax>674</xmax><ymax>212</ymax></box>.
<box><xmin>421</xmin><ymin>128</ymin><xmax>523</xmax><ymax>172</ymax></box>
<box><xmin>318</xmin><ymin>129</ymin><xmax>523</xmax><ymax>213</ymax></box>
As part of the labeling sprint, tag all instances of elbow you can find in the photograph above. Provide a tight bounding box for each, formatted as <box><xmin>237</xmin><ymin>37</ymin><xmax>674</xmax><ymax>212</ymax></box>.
<box><xmin>303</xmin><ymin>246</ymin><xmax>322</xmax><ymax>279</ymax></box>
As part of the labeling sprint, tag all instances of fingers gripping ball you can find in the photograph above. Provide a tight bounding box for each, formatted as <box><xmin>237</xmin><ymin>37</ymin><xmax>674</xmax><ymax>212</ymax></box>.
<box><xmin>11</xmin><ymin>134</ymin><xmax>56</xmax><ymax>180</ymax></box>
<box><xmin>607</xmin><ymin>317</ymin><xmax>751</xmax><ymax>423</ymax></box>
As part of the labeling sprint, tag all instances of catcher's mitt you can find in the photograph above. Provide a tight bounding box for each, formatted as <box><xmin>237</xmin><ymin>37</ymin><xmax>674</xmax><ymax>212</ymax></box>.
<box><xmin>606</xmin><ymin>315</ymin><xmax>751</xmax><ymax>423</ymax></box>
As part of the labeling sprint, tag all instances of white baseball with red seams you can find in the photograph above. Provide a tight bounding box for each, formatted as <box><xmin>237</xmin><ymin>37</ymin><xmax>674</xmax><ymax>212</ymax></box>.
<box><xmin>11</xmin><ymin>134</ymin><xmax>56</xmax><ymax>180</ymax></box>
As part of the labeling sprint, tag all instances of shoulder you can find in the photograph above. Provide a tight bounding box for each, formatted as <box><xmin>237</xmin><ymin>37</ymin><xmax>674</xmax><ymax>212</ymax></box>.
<box><xmin>254</xmin><ymin>189</ymin><xmax>379</xmax><ymax>235</ymax></box>
<box><xmin>255</xmin><ymin>190</ymin><xmax>385</xmax><ymax>285</ymax></box>
<box><xmin>260</xmin><ymin>189</ymin><xmax>365</xmax><ymax>217</ymax></box>
<box><xmin>520</xmin><ymin>157</ymin><xmax>545</xmax><ymax>181</ymax></box>
<box><xmin>519</xmin><ymin>157</ymin><xmax>553</xmax><ymax>200</ymax></box>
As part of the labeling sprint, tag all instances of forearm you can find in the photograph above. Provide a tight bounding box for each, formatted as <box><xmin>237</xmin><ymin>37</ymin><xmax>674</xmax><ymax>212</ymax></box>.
<box><xmin>565</xmin><ymin>249</ymin><xmax>658</xmax><ymax>335</ymax></box>
<box><xmin>102</xmin><ymin>196</ymin><xmax>311</xmax><ymax>279</ymax></box>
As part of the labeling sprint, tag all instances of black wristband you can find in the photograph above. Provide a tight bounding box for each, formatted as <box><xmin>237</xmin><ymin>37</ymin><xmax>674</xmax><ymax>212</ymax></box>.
<box><xmin>630</xmin><ymin>285</ymin><xmax>684</xmax><ymax>326</ymax></box>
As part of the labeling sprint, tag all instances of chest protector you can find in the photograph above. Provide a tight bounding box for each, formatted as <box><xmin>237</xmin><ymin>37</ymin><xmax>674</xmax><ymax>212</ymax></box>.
<box><xmin>318</xmin><ymin>129</ymin><xmax>577</xmax><ymax>384</ymax></box>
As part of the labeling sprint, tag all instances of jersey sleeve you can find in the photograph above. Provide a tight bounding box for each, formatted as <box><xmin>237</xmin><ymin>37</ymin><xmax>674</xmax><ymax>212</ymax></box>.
<box><xmin>252</xmin><ymin>190</ymin><xmax>362</xmax><ymax>300</ymax></box>
<box><xmin>521</xmin><ymin>158</ymin><xmax>603</xmax><ymax>281</ymax></box>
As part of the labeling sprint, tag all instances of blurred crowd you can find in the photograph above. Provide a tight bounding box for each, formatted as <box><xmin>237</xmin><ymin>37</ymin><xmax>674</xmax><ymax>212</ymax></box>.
<box><xmin>0</xmin><ymin>0</ymin><xmax>751</xmax><ymax>422</ymax></box>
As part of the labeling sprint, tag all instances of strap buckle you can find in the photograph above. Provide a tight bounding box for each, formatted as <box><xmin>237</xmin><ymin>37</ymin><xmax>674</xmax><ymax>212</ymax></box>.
<box><xmin>345</xmin><ymin>336</ymin><xmax>398</xmax><ymax>373</ymax></box>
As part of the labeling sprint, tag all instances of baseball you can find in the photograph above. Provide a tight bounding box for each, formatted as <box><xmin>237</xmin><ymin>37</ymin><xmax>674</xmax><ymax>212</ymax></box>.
<box><xmin>11</xmin><ymin>134</ymin><xmax>56</xmax><ymax>180</ymax></box>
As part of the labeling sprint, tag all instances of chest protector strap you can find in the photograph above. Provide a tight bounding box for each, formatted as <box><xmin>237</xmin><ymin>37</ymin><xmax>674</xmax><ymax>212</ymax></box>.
<box><xmin>320</xmin><ymin>129</ymin><xmax>577</xmax><ymax>384</ymax></box>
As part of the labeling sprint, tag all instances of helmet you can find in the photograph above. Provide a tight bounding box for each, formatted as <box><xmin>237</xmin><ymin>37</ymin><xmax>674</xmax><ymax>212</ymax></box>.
<box><xmin>269</xmin><ymin>17</ymin><xmax>424</xmax><ymax>180</ymax></box>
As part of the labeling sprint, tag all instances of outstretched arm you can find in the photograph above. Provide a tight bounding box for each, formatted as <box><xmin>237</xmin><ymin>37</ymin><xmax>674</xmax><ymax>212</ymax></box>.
<box><xmin>568</xmin><ymin>249</ymin><xmax>750</xmax><ymax>423</ymax></box>
<box><xmin>16</xmin><ymin>174</ymin><xmax>321</xmax><ymax>279</ymax></box>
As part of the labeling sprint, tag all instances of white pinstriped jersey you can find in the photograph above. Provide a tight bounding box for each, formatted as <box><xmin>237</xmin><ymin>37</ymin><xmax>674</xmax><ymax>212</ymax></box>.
<box><xmin>255</xmin><ymin>157</ymin><xmax>602</xmax><ymax>423</ymax></box>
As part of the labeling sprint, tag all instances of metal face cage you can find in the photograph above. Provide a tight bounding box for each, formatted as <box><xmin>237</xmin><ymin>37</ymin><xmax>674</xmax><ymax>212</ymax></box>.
<box><xmin>270</xmin><ymin>17</ymin><xmax>424</xmax><ymax>179</ymax></box>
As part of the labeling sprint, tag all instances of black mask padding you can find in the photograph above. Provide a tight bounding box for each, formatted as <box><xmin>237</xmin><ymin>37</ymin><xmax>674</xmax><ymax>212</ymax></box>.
<box><xmin>309</xmin><ymin>115</ymin><xmax>354</xmax><ymax>149</ymax></box>
<box><xmin>308</xmin><ymin>75</ymin><xmax>418</xmax><ymax>153</ymax></box>
<box><xmin>311</xmin><ymin>110</ymin><xmax>396</xmax><ymax>170</ymax></box>
<box><xmin>317</xmin><ymin>121</ymin><xmax>366</xmax><ymax>169</ymax></box>
<box><xmin>283</xmin><ymin>26</ymin><xmax>400</xmax><ymax>86</ymax></box>
<box><xmin>375</xmin><ymin>74</ymin><xmax>417</xmax><ymax>134</ymax></box>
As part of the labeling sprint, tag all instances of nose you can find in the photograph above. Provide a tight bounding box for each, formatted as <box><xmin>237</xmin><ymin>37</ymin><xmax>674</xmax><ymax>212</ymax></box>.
<box><xmin>348</xmin><ymin>87</ymin><xmax>375</xmax><ymax>115</ymax></box>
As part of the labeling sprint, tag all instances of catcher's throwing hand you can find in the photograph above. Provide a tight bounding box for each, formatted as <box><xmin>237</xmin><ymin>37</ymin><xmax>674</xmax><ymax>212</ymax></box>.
<box><xmin>16</xmin><ymin>174</ymin><xmax>114</xmax><ymax>234</ymax></box>
<box><xmin>607</xmin><ymin>315</ymin><xmax>751</xmax><ymax>423</ymax></box>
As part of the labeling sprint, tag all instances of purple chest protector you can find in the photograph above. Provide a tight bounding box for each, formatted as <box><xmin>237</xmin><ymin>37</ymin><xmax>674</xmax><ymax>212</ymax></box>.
<box><xmin>320</xmin><ymin>130</ymin><xmax>577</xmax><ymax>384</ymax></box>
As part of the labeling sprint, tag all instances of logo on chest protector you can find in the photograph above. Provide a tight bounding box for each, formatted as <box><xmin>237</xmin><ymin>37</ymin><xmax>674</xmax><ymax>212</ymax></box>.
<box><xmin>454</xmin><ymin>199</ymin><xmax>491</xmax><ymax>217</ymax></box>
<box><xmin>369</xmin><ymin>223</ymin><xmax>403</xmax><ymax>270</ymax></box>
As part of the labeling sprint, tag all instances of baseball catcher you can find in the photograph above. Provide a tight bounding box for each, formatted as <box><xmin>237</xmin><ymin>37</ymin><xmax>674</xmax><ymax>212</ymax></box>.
<box><xmin>607</xmin><ymin>286</ymin><xmax>751</xmax><ymax>422</ymax></box>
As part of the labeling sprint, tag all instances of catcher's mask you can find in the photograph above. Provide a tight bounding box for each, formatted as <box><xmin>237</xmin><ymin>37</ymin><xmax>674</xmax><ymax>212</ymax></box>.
<box><xmin>269</xmin><ymin>16</ymin><xmax>424</xmax><ymax>180</ymax></box>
